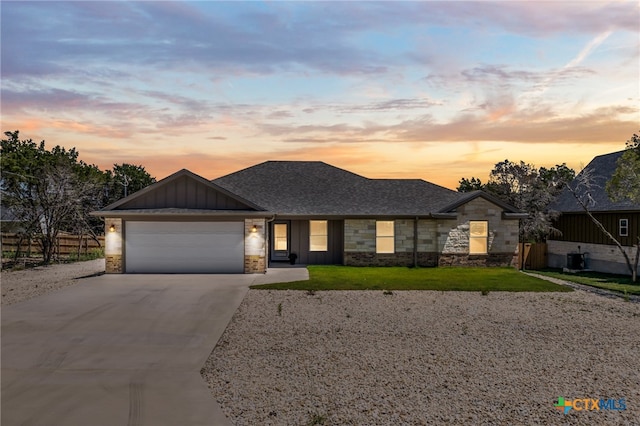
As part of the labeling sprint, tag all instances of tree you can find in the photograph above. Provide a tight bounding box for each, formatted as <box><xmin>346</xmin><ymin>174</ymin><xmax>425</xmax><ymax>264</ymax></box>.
<box><xmin>567</xmin><ymin>166</ymin><xmax>639</xmax><ymax>282</ymax></box>
<box><xmin>457</xmin><ymin>177</ymin><xmax>484</xmax><ymax>192</ymax></box>
<box><xmin>1</xmin><ymin>131</ymin><xmax>105</xmax><ymax>263</ymax></box>
<box><xmin>105</xmin><ymin>163</ymin><xmax>155</xmax><ymax>204</ymax></box>
<box><xmin>469</xmin><ymin>160</ymin><xmax>575</xmax><ymax>242</ymax></box>
<box><xmin>606</xmin><ymin>132</ymin><xmax>640</xmax><ymax>204</ymax></box>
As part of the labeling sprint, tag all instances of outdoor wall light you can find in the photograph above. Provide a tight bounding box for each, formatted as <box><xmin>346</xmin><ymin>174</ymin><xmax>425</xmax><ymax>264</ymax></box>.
<box><xmin>251</xmin><ymin>225</ymin><xmax>258</xmax><ymax>233</ymax></box>
<box><xmin>109</xmin><ymin>224</ymin><xmax>116</xmax><ymax>233</ymax></box>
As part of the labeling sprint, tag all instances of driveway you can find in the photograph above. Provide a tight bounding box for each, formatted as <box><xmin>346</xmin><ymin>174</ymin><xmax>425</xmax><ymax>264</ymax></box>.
<box><xmin>1</xmin><ymin>269</ymin><xmax>307</xmax><ymax>426</ymax></box>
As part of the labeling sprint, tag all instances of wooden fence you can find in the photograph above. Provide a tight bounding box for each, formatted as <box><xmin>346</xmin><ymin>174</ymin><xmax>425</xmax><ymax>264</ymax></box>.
<box><xmin>1</xmin><ymin>233</ymin><xmax>104</xmax><ymax>257</ymax></box>
<box><xmin>518</xmin><ymin>242</ymin><xmax>547</xmax><ymax>270</ymax></box>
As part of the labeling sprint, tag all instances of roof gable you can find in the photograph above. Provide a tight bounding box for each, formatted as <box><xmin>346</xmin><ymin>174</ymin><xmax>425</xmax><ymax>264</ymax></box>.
<box><xmin>439</xmin><ymin>190</ymin><xmax>523</xmax><ymax>214</ymax></box>
<box><xmin>101</xmin><ymin>169</ymin><xmax>264</xmax><ymax>211</ymax></box>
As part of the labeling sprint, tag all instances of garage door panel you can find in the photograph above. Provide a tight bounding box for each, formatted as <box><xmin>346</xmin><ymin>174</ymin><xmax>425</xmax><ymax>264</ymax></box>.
<box><xmin>125</xmin><ymin>222</ymin><xmax>244</xmax><ymax>273</ymax></box>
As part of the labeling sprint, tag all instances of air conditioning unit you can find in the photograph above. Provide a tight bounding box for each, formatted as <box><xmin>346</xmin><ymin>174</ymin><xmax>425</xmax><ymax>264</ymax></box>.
<box><xmin>566</xmin><ymin>253</ymin><xmax>584</xmax><ymax>270</ymax></box>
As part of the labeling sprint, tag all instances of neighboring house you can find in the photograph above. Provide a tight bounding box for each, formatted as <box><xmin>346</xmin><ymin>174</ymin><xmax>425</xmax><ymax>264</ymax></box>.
<box><xmin>92</xmin><ymin>161</ymin><xmax>526</xmax><ymax>274</ymax></box>
<box><xmin>547</xmin><ymin>151</ymin><xmax>640</xmax><ymax>275</ymax></box>
<box><xmin>0</xmin><ymin>205</ymin><xmax>23</xmax><ymax>233</ymax></box>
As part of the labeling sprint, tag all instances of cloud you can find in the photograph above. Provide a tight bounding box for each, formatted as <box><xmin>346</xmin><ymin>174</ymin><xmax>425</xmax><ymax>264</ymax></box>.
<box><xmin>5</xmin><ymin>1</ymin><xmax>636</xmax><ymax>82</ymax></box>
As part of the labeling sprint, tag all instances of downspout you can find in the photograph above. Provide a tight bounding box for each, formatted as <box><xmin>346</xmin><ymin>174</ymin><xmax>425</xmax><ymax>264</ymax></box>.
<box><xmin>265</xmin><ymin>215</ymin><xmax>277</xmax><ymax>270</ymax></box>
<box><xmin>413</xmin><ymin>216</ymin><xmax>419</xmax><ymax>268</ymax></box>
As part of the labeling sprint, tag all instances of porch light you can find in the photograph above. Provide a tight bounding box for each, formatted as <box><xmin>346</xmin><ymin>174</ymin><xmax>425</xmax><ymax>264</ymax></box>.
<box><xmin>251</xmin><ymin>225</ymin><xmax>258</xmax><ymax>233</ymax></box>
<box><xmin>109</xmin><ymin>224</ymin><xmax>116</xmax><ymax>233</ymax></box>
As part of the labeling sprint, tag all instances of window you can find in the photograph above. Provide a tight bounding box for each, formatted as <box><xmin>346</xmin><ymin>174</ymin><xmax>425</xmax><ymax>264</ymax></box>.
<box><xmin>376</xmin><ymin>220</ymin><xmax>395</xmax><ymax>253</ymax></box>
<box><xmin>274</xmin><ymin>223</ymin><xmax>287</xmax><ymax>251</ymax></box>
<box><xmin>469</xmin><ymin>221</ymin><xmax>488</xmax><ymax>254</ymax></box>
<box><xmin>309</xmin><ymin>220</ymin><xmax>328</xmax><ymax>251</ymax></box>
<box><xmin>620</xmin><ymin>219</ymin><xmax>629</xmax><ymax>237</ymax></box>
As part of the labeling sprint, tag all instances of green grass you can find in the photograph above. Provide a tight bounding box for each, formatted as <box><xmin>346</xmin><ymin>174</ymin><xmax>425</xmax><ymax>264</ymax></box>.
<box><xmin>66</xmin><ymin>248</ymin><xmax>105</xmax><ymax>262</ymax></box>
<box><xmin>534</xmin><ymin>269</ymin><xmax>640</xmax><ymax>296</ymax></box>
<box><xmin>251</xmin><ymin>266</ymin><xmax>573</xmax><ymax>292</ymax></box>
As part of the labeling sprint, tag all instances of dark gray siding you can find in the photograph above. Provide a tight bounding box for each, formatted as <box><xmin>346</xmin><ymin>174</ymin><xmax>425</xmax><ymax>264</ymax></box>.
<box><xmin>288</xmin><ymin>219</ymin><xmax>344</xmax><ymax>265</ymax></box>
<box><xmin>552</xmin><ymin>212</ymin><xmax>640</xmax><ymax>247</ymax></box>
<box><xmin>117</xmin><ymin>176</ymin><xmax>251</xmax><ymax>210</ymax></box>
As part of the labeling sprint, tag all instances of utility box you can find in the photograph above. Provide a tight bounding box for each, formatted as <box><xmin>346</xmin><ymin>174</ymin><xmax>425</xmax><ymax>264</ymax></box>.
<box><xmin>566</xmin><ymin>253</ymin><xmax>585</xmax><ymax>270</ymax></box>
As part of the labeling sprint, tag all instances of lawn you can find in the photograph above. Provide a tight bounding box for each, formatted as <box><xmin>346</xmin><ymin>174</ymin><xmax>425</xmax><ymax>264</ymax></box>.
<box><xmin>533</xmin><ymin>269</ymin><xmax>640</xmax><ymax>295</ymax></box>
<box><xmin>252</xmin><ymin>266</ymin><xmax>573</xmax><ymax>292</ymax></box>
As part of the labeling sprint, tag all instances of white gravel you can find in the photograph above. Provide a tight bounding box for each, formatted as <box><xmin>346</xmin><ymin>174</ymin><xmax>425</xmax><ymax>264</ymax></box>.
<box><xmin>1</xmin><ymin>259</ymin><xmax>105</xmax><ymax>306</ymax></box>
<box><xmin>202</xmin><ymin>289</ymin><xmax>640</xmax><ymax>425</ymax></box>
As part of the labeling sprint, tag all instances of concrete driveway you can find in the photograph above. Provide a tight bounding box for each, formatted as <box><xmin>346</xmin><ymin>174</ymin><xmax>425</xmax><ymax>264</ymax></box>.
<box><xmin>1</xmin><ymin>268</ymin><xmax>307</xmax><ymax>426</ymax></box>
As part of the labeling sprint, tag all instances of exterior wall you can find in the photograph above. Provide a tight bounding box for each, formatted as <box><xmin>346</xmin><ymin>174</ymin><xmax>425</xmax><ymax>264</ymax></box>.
<box><xmin>104</xmin><ymin>218</ymin><xmax>123</xmax><ymax>273</ymax></box>
<box><xmin>286</xmin><ymin>220</ymin><xmax>344</xmax><ymax>265</ymax></box>
<box><xmin>553</xmin><ymin>212</ymin><xmax>639</xmax><ymax>247</ymax></box>
<box><xmin>547</xmin><ymin>240</ymin><xmax>638</xmax><ymax>276</ymax></box>
<box><xmin>244</xmin><ymin>218</ymin><xmax>267</xmax><ymax>273</ymax></box>
<box><xmin>344</xmin><ymin>219</ymin><xmax>376</xmax><ymax>253</ymax></box>
<box><xmin>343</xmin><ymin>219</ymin><xmax>438</xmax><ymax>267</ymax></box>
<box><xmin>437</xmin><ymin>198</ymin><xmax>520</xmax><ymax>267</ymax></box>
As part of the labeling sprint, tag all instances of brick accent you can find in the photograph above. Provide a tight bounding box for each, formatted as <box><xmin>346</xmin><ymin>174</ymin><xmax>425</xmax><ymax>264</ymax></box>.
<box><xmin>104</xmin><ymin>218</ymin><xmax>123</xmax><ymax>274</ymax></box>
<box><xmin>105</xmin><ymin>255</ymin><xmax>123</xmax><ymax>273</ymax></box>
<box><xmin>438</xmin><ymin>253</ymin><xmax>518</xmax><ymax>267</ymax></box>
<box><xmin>244</xmin><ymin>255</ymin><xmax>266</xmax><ymax>273</ymax></box>
<box><xmin>244</xmin><ymin>218</ymin><xmax>267</xmax><ymax>273</ymax></box>
<box><xmin>344</xmin><ymin>252</ymin><xmax>438</xmax><ymax>267</ymax></box>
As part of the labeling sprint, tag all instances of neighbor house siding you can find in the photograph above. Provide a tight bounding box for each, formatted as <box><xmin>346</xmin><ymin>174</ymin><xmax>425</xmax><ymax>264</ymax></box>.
<box><xmin>547</xmin><ymin>240</ymin><xmax>637</xmax><ymax>276</ymax></box>
<box><xmin>552</xmin><ymin>212</ymin><xmax>640</xmax><ymax>247</ymax></box>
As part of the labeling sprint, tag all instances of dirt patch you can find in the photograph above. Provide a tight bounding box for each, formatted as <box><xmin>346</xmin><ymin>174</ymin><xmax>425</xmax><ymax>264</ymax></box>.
<box><xmin>1</xmin><ymin>259</ymin><xmax>105</xmax><ymax>306</ymax></box>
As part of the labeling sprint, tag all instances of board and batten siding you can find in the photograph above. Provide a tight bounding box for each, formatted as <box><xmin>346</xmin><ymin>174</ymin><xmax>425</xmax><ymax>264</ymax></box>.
<box><xmin>116</xmin><ymin>175</ymin><xmax>250</xmax><ymax>210</ymax></box>
<box><xmin>552</xmin><ymin>212</ymin><xmax>640</xmax><ymax>247</ymax></box>
<box><xmin>288</xmin><ymin>219</ymin><xmax>344</xmax><ymax>265</ymax></box>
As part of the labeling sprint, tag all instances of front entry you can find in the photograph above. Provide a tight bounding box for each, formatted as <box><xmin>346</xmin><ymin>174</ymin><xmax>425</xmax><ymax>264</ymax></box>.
<box><xmin>270</xmin><ymin>221</ymin><xmax>290</xmax><ymax>262</ymax></box>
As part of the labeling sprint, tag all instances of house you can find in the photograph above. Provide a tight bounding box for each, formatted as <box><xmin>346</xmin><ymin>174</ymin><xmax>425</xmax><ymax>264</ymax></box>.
<box><xmin>547</xmin><ymin>151</ymin><xmax>640</xmax><ymax>275</ymax></box>
<box><xmin>92</xmin><ymin>161</ymin><xmax>526</xmax><ymax>274</ymax></box>
<box><xmin>0</xmin><ymin>205</ymin><xmax>22</xmax><ymax>233</ymax></box>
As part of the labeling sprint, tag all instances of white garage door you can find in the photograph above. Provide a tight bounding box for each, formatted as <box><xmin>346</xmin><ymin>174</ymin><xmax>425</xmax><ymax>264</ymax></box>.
<box><xmin>125</xmin><ymin>221</ymin><xmax>244</xmax><ymax>273</ymax></box>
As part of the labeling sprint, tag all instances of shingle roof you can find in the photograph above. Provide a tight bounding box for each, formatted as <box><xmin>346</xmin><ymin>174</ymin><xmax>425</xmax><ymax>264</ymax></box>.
<box><xmin>214</xmin><ymin>161</ymin><xmax>469</xmax><ymax>216</ymax></box>
<box><xmin>550</xmin><ymin>151</ymin><xmax>640</xmax><ymax>213</ymax></box>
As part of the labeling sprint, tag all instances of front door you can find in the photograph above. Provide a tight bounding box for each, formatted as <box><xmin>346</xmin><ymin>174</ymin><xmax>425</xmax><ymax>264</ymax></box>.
<box><xmin>270</xmin><ymin>221</ymin><xmax>290</xmax><ymax>262</ymax></box>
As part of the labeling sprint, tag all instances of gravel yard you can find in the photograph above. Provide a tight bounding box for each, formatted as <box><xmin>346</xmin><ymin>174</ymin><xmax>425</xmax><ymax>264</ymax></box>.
<box><xmin>1</xmin><ymin>259</ymin><xmax>105</xmax><ymax>305</ymax></box>
<box><xmin>202</xmin><ymin>289</ymin><xmax>640</xmax><ymax>425</ymax></box>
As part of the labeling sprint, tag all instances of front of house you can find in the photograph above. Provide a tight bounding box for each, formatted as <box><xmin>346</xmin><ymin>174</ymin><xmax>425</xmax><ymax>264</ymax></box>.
<box><xmin>93</xmin><ymin>161</ymin><xmax>525</xmax><ymax>274</ymax></box>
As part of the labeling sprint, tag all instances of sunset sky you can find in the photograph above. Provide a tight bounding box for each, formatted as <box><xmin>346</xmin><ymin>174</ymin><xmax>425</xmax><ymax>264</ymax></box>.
<box><xmin>2</xmin><ymin>1</ymin><xmax>638</xmax><ymax>189</ymax></box>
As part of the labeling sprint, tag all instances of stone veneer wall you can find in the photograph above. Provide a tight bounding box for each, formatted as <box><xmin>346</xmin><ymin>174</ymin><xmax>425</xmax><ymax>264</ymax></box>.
<box><xmin>104</xmin><ymin>218</ymin><xmax>123</xmax><ymax>273</ymax></box>
<box><xmin>547</xmin><ymin>240</ymin><xmax>637</xmax><ymax>276</ymax></box>
<box><xmin>437</xmin><ymin>198</ymin><xmax>520</xmax><ymax>267</ymax></box>
<box><xmin>343</xmin><ymin>198</ymin><xmax>520</xmax><ymax>268</ymax></box>
<box><xmin>244</xmin><ymin>218</ymin><xmax>267</xmax><ymax>273</ymax></box>
<box><xmin>344</xmin><ymin>219</ymin><xmax>439</xmax><ymax>267</ymax></box>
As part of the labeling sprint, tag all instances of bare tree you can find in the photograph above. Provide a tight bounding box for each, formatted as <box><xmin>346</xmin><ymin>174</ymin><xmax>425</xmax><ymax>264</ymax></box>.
<box><xmin>2</xmin><ymin>131</ymin><xmax>105</xmax><ymax>264</ymax></box>
<box><xmin>567</xmin><ymin>168</ymin><xmax>639</xmax><ymax>282</ymax></box>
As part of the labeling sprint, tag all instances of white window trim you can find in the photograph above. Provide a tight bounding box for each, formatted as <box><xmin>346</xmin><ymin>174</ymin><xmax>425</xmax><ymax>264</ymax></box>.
<box><xmin>309</xmin><ymin>220</ymin><xmax>328</xmax><ymax>252</ymax></box>
<box><xmin>619</xmin><ymin>218</ymin><xmax>629</xmax><ymax>237</ymax></box>
<box><xmin>376</xmin><ymin>220</ymin><xmax>395</xmax><ymax>254</ymax></box>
